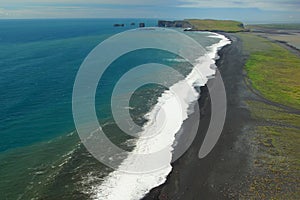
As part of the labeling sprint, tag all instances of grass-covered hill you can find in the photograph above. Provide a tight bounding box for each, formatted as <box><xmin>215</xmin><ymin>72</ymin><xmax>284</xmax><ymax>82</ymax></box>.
<box><xmin>186</xmin><ymin>19</ymin><xmax>245</xmax><ymax>32</ymax></box>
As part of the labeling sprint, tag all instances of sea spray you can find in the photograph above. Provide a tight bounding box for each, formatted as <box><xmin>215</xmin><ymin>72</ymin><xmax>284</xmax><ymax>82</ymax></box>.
<box><xmin>86</xmin><ymin>32</ymin><xmax>231</xmax><ymax>200</ymax></box>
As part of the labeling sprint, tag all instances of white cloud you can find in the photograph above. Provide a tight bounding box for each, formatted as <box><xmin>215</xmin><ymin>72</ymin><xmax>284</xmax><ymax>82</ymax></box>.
<box><xmin>0</xmin><ymin>5</ymin><xmax>161</xmax><ymax>19</ymax></box>
<box><xmin>0</xmin><ymin>0</ymin><xmax>167</xmax><ymax>6</ymax></box>
<box><xmin>0</xmin><ymin>0</ymin><xmax>299</xmax><ymax>19</ymax></box>
<box><xmin>1</xmin><ymin>0</ymin><xmax>299</xmax><ymax>11</ymax></box>
<box><xmin>177</xmin><ymin>0</ymin><xmax>300</xmax><ymax>11</ymax></box>
<box><xmin>0</xmin><ymin>0</ymin><xmax>175</xmax><ymax>18</ymax></box>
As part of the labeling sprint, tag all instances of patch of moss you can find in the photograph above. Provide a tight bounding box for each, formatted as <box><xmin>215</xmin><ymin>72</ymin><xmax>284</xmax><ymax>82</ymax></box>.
<box><xmin>248</xmin><ymin>24</ymin><xmax>300</xmax><ymax>30</ymax></box>
<box><xmin>239</xmin><ymin>33</ymin><xmax>300</xmax><ymax>110</ymax></box>
<box><xmin>246</xmin><ymin>101</ymin><xmax>300</xmax><ymax>128</ymax></box>
<box><xmin>250</xmin><ymin>126</ymin><xmax>300</xmax><ymax>199</ymax></box>
<box><xmin>245</xmin><ymin>100</ymin><xmax>300</xmax><ymax>199</ymax></box>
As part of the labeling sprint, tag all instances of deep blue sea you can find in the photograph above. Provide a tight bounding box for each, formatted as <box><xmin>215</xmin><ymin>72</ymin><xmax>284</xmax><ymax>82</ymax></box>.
<box><xmin>0</xmin><ymin>18</ymin><xmax>159</xmax><ymax>152</ymax></box>
<box><xmin>0</xmin><ymin>19</ymin><xmax>223</xmax><ymax>199</ymax></box>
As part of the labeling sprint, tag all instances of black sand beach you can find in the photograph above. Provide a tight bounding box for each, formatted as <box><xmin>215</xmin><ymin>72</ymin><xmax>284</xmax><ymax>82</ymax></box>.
<box><xmin>143</xmin><ymin>26</ymin><xmax>300</xmax><ymax>198</ymax></box>
<box><xmin>143</xmin><ymin>33</ymin><xmax>254</xmax><ymax>199</ymax></box>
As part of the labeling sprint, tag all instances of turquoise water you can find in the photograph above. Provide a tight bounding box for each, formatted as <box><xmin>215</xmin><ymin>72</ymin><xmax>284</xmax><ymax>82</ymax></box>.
<box><xmin>0</xmin><ymin>19</ymin><xmax>221</xmax><ymax>199</ymax></box>
<box><xmin>0</xmin><ymin>19</ymin><xmax>156</xmax><ymax>199</ymax></box>
<box><xmin>0</xmin><ymin>19</ymin><xmax>158</xmax><ymax>152</ymax></box>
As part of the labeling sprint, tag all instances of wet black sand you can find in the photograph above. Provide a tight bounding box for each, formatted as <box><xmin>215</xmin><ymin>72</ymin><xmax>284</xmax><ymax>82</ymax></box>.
<box><xmin>143</xmin><ymin>33</ymin><xmax>254</xmax><ymax>200</ymax></box>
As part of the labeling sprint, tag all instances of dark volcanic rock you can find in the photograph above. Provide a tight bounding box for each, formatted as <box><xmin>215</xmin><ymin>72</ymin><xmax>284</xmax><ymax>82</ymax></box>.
<box><xmin>113</xmin><ymin>24</ymin><xmax>124</xmax><ymax>27</ymax></box>
<box><xmin>158</xmin><ymin>20</ymin><xmax>192</xmax><ymax>28</ymax></box>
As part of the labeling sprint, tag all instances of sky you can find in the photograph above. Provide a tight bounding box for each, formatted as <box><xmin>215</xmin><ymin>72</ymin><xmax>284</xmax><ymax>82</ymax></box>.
<box><xmin>0</xmin><ymin>0</ymin><xmax>300</xmax><ymax>23</ymax></box>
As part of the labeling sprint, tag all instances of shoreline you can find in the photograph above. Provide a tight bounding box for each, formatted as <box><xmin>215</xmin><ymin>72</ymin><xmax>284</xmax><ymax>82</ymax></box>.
<box><xmin>90</xmin><ymin>31</ymin><xmax>232</xmax><ymax>200</ymax></box>
<box><xmin>143</xmin><ymin>33</ymin><xmax>252</xmax><ymax>199</ymax></box>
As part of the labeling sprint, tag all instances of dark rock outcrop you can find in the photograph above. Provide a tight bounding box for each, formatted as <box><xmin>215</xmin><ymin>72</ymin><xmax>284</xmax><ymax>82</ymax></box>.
<box><xmin>158</xmin><ymin>20</ymin><xmax>192</xmax><ymax>28</ymax></box>
<box><xmin>113</xmin><ymin>24</ymin><xmax>124</xmax><ymax>27</ymax></box>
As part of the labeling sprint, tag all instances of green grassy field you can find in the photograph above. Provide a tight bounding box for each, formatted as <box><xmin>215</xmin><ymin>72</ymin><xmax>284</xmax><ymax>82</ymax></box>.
<box><xmin>240</xmin><ymin>33</ymin><xmax>300</xmax><ymax>199</ymax></box>
<box><xmin>247</xmin><ymin>23</ymin><xmax>300</xmax><ymax>30</ymax></box>
<box><xmin>239</xmin><ymin>33</ymin><xmax>300</xmax><ymax>110</ymax></box>
<box><xmin>187</xmin><ymin>19</ymin><xmax>245</xmax><ymax>32</ymax></box>
<box><xmin>246</xmin><ymin>101</ymin><xmax>300</xmax><ymax>199</ymax></box>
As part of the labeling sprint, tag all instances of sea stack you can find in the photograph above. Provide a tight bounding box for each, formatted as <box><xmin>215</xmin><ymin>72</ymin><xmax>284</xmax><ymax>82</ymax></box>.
<box><xmin>113</xmin><ymin>24</ymin><xmax>124</xmax><ymax>27</ymax></box>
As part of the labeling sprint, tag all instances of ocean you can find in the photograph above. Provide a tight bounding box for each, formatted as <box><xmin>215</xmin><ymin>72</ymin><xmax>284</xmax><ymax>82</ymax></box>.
<box><xmin>0</xmin><ymin>19</ymin><xmax>230</xmax><ymax>199</ymax></box>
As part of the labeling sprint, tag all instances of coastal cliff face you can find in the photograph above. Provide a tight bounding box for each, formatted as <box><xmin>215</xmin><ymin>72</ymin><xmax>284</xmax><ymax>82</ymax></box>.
<box><xmin>158</xmin><ymin>20</ymin><xmax>192</xmax><ymax>28</ymax></box>
<box><xmin>158</xmin><ymin>19</ymin><xmax>245</xmax><ymax>32</ymax></box>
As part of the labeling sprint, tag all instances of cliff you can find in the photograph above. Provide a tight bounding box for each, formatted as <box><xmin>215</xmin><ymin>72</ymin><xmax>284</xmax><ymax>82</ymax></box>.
<box><xmin>158</xmin><ymin>19</ymin><xmax>245</xmax><ymax>32</ymax></box>
<box><xmin>158</xmin><ymin>20</ymin><xmax>192</xmax><ymax>28</ymax></box>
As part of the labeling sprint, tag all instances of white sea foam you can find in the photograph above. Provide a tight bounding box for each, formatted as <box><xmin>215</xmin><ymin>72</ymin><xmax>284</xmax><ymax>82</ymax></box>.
<box><xmin>164</xmin><ymin>58</ymin><xmax>188</xmax><ymax>62</ymax></box>
<box><xmin>88</xmin><ymin>32</ymin><xmax>231</xmax><ymax>200</ymax></box>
